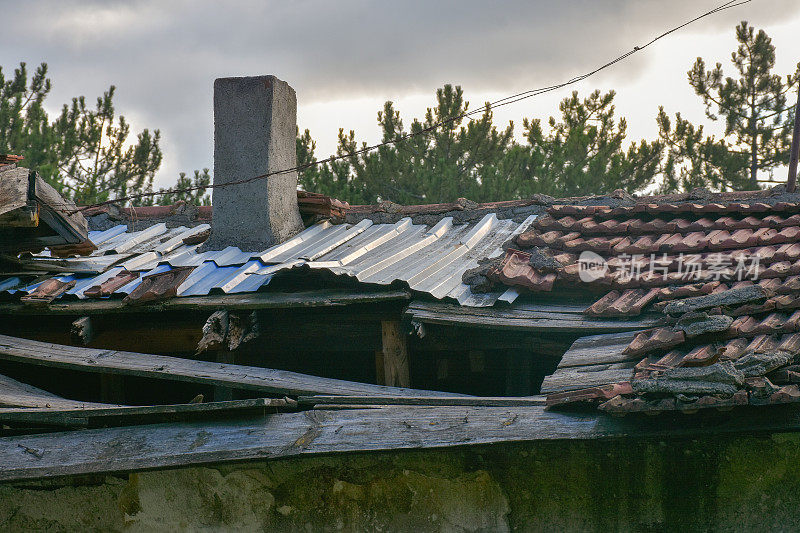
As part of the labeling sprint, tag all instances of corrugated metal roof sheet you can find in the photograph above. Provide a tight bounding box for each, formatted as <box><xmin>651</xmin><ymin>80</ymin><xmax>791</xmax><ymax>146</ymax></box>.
<box><xmin>1</xmin><ymin>214</ymin><xmax>537</xmax><ymax>307</ymax></box>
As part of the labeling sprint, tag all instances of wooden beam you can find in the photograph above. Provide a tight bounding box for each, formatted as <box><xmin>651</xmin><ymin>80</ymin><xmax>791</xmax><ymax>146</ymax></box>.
<box><xmin>556</xmin><ymin>331</ymin><xmax>643</xmax><ymax>369</ymax></box>
<box><xmin>0</xmin><ymin>398</ymin><xmax>292</xmax><ymax>428</ymax></box>
<box><xmin>213</xmin><ymin>351</ymin><xmax>236</xmax><ymax>402</ymax></box>
<box><xmin>405</xmin><ymin>301</ymin><xmax>664</xmax><ymax>333</ymax></box>
<box><xmin>0</xmin><ymin>373</ymin><xmax>112</xmax><ymax>409</ymax></box>
<box><xmin>379</xmin><ymin>320</ymin><xmax>410</xmax><ymax>387</ymax></box>
<box><xmin>3</xmin><ymin>404</ymin><xmax>800</xmax><ymax>482</ymax></box>
<box><xmin>0</xmin><ymin>334</ymin><xmax>461</xmax><ymax>398</ymax></box>
<box><xmin>0</xmin><ymin>289</ymin><xmax>411</xmax><ymax>316</ymax></box>
<box><xmin>540</xmin><ymin>368</ymin><xmax>634</xmax><ymax>395</ymax></box>
<box><xmin>298</xmin><ymin>395</ymin><xmax>547</xmax><ymax>407</ymax></box>
<box><xmin>538</xmin><ymin>331</ymin><xmax>645</xmax><ymax>394</ymax></box>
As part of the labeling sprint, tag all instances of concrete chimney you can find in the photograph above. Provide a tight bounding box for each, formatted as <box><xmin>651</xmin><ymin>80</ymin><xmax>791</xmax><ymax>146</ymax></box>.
<box><xmin>201</xmin><ymin>76</ymin><xmax>304</xmax><ymax>252</ymax></box>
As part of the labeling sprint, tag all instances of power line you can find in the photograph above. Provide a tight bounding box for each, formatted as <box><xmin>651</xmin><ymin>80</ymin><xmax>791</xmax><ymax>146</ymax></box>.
<box><xmin>68</xmin><ymin>0</ymin><xmax>752</xmax><ymax>213</ymax></box>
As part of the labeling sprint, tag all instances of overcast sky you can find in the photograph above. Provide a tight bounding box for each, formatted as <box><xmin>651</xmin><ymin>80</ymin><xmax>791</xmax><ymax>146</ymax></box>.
<box><xmin>2</xmin><ymin>0</ymin><xmax>799</xmax><ymax>189</ymax></box>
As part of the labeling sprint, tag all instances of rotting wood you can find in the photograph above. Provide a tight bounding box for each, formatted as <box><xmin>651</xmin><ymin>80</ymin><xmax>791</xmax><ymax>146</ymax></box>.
<box><xmin>405</xmin><ymin>300</ymin><xmax>663</xmax><ymax>333</ymax></box>
<box><xmin>379</xmin><ymin>320</ymin><xmax>410</xmax><ymax>387</ymax></box>
<box><xmin>0</xmin><ymin>334</ymin><xmax>463</xmax><ymax>398</ymax></box>
<box><xmin>4</xmin><ymin>404</ymin><xmax>800</xmax><ymax>482</ymax></box>
<box><xmin>197</xmin><ymin>310</ymin><xmax>229</xmax><ymax>354</ymax></box>
<box><xmin>69</xmin><ymin>316</ymin><xmax>94</xmax><ymax>346</ymax></box>
<box><xmin>556</xmin><ymin>331</ymin><xmax>645</xmax><ymax>369</ymax></box>
<box><xmin>0</xmin><ymin>373</ymin><xmax>113</xmax><ymax>409</ymax></box>
<box><xmin>0</xmin><ymin>398</ymin><xmax>293</xmax><ymax>428</ymax></box>
<box><xmin>540</xmin><ymin>367</ymin><xmax>634</xmax><ymax>395</ymax></box>
<box><xmin>226</xmin><ymin>311</ymin><xmax>259</xmax><ymax>351</ymax></box>
<box><xmin>0</xmin><ymin>289</ymin><xmax>411</xmax><ymax>316</ymax></box>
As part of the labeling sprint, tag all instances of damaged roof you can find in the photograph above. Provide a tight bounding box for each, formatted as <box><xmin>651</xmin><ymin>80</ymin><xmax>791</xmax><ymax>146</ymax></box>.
<box><xmin>6</xmin><ymin>177</ymin><xmax>800</xmax><ymax>416</ymax></box>
<box><xmin>470</xmin><ymin>190</ymin><xmax>800</xmax><ymax>414</ymax></box>
<box><xmin>1</xmin><ymin>211</ymin><xmax>537</xmax><ymax>307</ymax></box>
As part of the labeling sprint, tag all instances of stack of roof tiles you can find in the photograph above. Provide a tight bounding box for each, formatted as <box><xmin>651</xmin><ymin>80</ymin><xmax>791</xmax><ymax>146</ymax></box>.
<box><xmin>489</xmin><ymin>198</ymin><xmax>800</xmax><ymax>414</ymax></box>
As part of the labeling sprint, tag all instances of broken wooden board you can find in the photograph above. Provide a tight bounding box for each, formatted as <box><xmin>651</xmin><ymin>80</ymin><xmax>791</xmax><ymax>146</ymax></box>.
<box><xmin>0</xmin><ymin>373</ymin><xmax>112</xmax><ymax>409</ymax></box>
<box><xmin>3</xmin><ymin>403</ymin><xmax>800</xmax><ymax>482</ymax></box>
<box><xmin>540</xmin><ymin>367</ymin><xmax>634</xmax><ymax>395</ymax></box>
<box><xmin>539</xmin><ymin>330</ymin><xmax>646</xmax><ymax>394</ymax></box>
<box><xmin>405</xmin><ymin>300</ymin><xmax>663</xmax><ymax>333</ymax></box>
<box><xmin>555</xmin><ymin>331</ymin><xmax>644</xmax><ymax>369</ymax></box>
<box><xmin>0</xmin><ymin>334</ymin><xmax>462</xmax><ymax>398</ymax></box>
<box><xmin>0</xmin><ymin>398</ymin><xmax>294</xmax><ymax>428</ymax></box>
<box><xmin>0</xmin><ymin>166</ymin><xmax>33</xmax><ymax>222</ymax></box>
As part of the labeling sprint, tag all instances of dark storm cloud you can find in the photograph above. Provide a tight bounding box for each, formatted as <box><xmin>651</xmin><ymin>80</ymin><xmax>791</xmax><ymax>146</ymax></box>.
<box><xmin>1</xmin><ymin>0</ymin><xmax>796</xmax><ymax>184</ymax></box>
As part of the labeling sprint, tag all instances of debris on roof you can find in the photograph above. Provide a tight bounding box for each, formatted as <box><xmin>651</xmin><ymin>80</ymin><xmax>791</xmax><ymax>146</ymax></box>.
<box><xmin>1</xmin><ymin>213</ymin><xmax>537</xmax><ymax>307</ymax></box>
<box><xmin>0</xmin><ymin>163</ymin><xmax>88</xmax><ymax>253</ymax></box>
<box><xmin>79</xmin><ymin>191</ymin><xmax>349</xmax><ymax>232</ymax></box>
<box><xmin>297</xmin><ymin>190</ymin><xmax>349</xmax><ymax>221</ymax></box>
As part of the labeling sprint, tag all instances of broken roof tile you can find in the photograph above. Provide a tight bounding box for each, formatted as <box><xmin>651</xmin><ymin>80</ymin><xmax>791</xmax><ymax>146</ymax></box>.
<box><xmin>20</xmin><ymin>279</ymin><xmax>76</xmax><ymax>306</ymax></box>
<box><xmin>83</xmin><ymin>270</ymin><xmax>140</xmax><ymax>298</ymax></box>
<box><xmin>122</xmin><ymin>266</ymin><xmax>195</xmax><ymax>305</ymax></box>
<box><xmin>623</xmin><ymin>328</ymin><xmax>686</xmax><ymax>356</ymax></box>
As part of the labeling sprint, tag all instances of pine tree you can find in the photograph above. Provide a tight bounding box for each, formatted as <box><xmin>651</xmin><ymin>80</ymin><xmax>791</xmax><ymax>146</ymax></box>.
<box><xmin>518</xmin><ymin>90</ymin><xmax>662</xmax><ymax>197</ymax></box>
<box><xmin>0</xmin><ymin>61</ymin><xmax>206</xmax><ymax>206</ymax></box>
<box><xmin>298</xmin><ymin>87</ymin><xmax>662</xmax><ymax>204</ymax></box>
<box><xmin>659</xmin><ymin>22</ymin><xmax>799</xmax><ymax>191</ymax></box>
<box><xmin>148</xmin><ymin>169</ymin><xmax>212</xmax><ymax>206</ymax></box>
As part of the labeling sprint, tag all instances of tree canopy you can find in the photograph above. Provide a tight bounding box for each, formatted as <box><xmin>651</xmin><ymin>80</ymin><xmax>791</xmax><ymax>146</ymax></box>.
<box><xmin>2</xmin><ymin>22</ymin><xmax>797</xmax><ymax>208</ymax></box>
<box><xmin>658</xmin><ymin>21</ymin><xmax>798</xmax><ymax>192</ymax></box>
<box><xmin>0</xmin><ymin>62</ymin><xmax>208</xmax><ymax>206</ymax></box>
<box><xmin>300</xmin><ymin>22</ymin><xmax>798</xmax><ymax>204</ymax></box>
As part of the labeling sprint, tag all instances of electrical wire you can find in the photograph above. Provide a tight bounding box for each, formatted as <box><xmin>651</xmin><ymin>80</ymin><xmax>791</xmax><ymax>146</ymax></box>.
<box><xmin>66</xmin><ymin>0</ymin><xmax>753</xmax><ymax>213</ymax></box>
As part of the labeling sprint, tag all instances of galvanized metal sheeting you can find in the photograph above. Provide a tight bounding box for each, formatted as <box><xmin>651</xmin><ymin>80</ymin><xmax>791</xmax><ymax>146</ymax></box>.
<box><xmin>2</xmin><ymin>214</ymin><xmax>537</xmax><ymax>306</ymax></box>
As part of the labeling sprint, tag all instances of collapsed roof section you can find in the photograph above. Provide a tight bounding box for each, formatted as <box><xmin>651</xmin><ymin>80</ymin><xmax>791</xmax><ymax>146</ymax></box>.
<box><xmin>0</xmin><ymin>161</ymin><xmax>88</xmax><ymax>254</ymax></box>
<box><xmin>471</xmin><ymin>193</ymin><xmax>800</xmax><ymax>414</ymax></box>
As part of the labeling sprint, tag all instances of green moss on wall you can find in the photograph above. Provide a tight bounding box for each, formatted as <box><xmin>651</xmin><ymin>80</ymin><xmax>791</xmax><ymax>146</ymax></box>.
<box><xmin>2</xmin><ymin>434</ymin><xmax>800</xmax><ymax>532</ymax></box>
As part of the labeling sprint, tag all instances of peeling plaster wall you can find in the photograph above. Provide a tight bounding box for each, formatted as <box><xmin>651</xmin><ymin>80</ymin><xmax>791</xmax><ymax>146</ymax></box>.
<box><xmin>2</xmin><ymin>434</ymin><xmax>800</xmax><ymax>532</ymax></box>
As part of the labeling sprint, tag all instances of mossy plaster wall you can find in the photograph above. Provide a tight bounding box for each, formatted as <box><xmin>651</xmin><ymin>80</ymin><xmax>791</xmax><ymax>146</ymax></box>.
<box><xmin>2</xmin><ymin>434</ymin><xmax>800</xmax><ymax>531</ymax></box>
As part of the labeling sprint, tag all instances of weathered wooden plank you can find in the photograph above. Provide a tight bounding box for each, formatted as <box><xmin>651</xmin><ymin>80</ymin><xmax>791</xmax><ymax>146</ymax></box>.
<box><xmin>0</xmin><ymin>373</ymin><xmax>112</xmax><ymax>409</ymax></box>
<box><xmin>32</xmin><ymin>174</ymin><xmax>87</xmax><ymax>243</ymax></box>
<box><xmin>556</xmin><ymin>331</ymin><xmax>644</xmax><ymax>369</ymax></box>
<box><xmin>406</xmin><ymin>301</ymin><xmax>662</xmax><ymax>333</ymax></box>
<box><xmin>380</xmin><ymin>320</ymin><xmax>410</xmax><ymax>387</ymax></box>
<box><xmin>540</xmin><ymin>368</ymin><xmax>633</xmax><ymax>395</ymax></box>
<box><xmin>0</xmin><ymin>166</ymin><xmax>31</xmax><ymax>218</ymax></box>
<box><xmin>298</xmin><ymin>395</ymin><xmax>547</xmax><ymax>407</ymax></box>
<box><xmin>3</xmin><ymin>404</ymin><xmax>800</xmax><ymax>482</ymax></box>
<box><xmin>0</xmin><ymin>398</ymin><xmax>291</xmax><ymax>428</ymax></box>
<box><xmin>0</xmin><ymin>334</ymin><xmax>460</xmax><ymax>398</ymax></box>
<box><xmin>0</xmin><ymin>289</ymin><xmax>411</xmax><ymax>316</ymax></box>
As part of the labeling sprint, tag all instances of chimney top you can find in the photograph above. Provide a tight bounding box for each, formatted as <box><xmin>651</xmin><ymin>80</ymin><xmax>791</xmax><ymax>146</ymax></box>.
<box><xmin>200</xmin><ymin>75</ymin><xmax>304</xmax><ymax>252</ymax></box>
